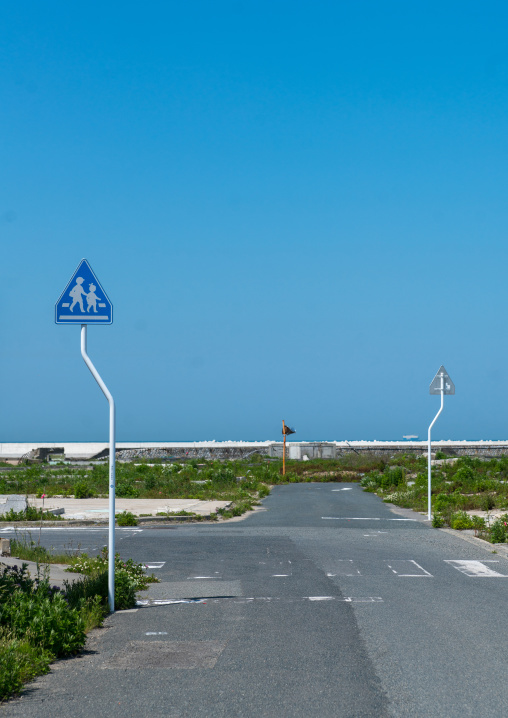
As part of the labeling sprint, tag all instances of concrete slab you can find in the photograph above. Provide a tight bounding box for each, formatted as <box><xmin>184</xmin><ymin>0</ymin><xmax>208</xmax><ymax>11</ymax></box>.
<box><xmin>0</xmin><ymin>495</ymin><xmax>27</xmax><ymax>515</ymax></box>
<box><xmin>29</xmin><ymin>497</ymin><xmax>231</xmax><ymax>520</ymax></box>
<box><xmin>0</xmin><ymin>556</ymin><xmax>86</xmax><ymax>588</ymax></box>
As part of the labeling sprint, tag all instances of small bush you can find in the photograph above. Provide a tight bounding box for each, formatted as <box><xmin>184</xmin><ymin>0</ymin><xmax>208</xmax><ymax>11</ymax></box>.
<box><xmin>73</xmin><ymin>481</ymin><xmax>95</xmax><ymax>499</ymax></box>
<box><xmin>432</xmin><ymin>514</ymin><xmax>445</xmax><ymax>528</ymax></box>
<box><xmin>115</xmin><ymin>481</ymin><xmax>140</xmax><ymax>498</ymax></box>
<box><xmin>489</xmin><ymin>518</ymin><xmax>507</xmax><ymax>543</ymax></box>
<box><xmin>450</xmin><ymin>511</ymin><xmax>474</xmax><ymax>530</ymax></box>
<box><xmin>0</xmin><ymin>633</ymin><xmax>53</xmax><ymax>701</ymax></box>
<box><xmin>114</xmin><ymin>572</ymin><xmax>136</xmax><ymax>610</ymax></box>
<box><xmin>116</xmin><ymin>511</ymin><xmax>138</xmax><ymax>526</ymax></box>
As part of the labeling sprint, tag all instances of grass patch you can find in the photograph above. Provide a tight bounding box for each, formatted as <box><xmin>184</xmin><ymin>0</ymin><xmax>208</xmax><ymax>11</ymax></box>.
<box><xmin>10</xmin><ymin>536</ymin><xmax>73</xmax><ymax>565</ymax></box>
<box><xmin>359</xmin><ymin>453</ymin><xmax>508</xmax><ymax>541</ymax></box>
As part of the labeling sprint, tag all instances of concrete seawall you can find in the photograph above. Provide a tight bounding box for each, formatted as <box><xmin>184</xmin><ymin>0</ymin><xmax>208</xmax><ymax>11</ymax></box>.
<box><xmin>2</xmin><ymin>440</ymin><xmax>508</xmax><ymax>461</ymax></box>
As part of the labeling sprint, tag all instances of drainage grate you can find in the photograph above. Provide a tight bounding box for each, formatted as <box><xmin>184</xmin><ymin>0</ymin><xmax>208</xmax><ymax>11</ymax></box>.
<box><xmin>104</xmin><ymin>641</ymin><xmax>226</xmax><ymax>669</ymax></box>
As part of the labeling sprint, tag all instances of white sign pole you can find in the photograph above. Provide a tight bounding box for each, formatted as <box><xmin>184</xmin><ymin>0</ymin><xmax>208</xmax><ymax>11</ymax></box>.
<box><xmin>81</xmin><ymin>324</ymin><xmax>116</xmax><ymax>612</ymax></box>
<box><xmin>427</xmin><ymin>372</ymin><xmax>444</xmax><ymax>521</ymax></box>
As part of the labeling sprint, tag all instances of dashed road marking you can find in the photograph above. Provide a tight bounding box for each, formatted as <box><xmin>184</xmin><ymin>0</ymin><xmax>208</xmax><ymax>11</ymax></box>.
<box><xmin>386</xmin><ymin>560</ymin><xmax>433</xmax><ymax>577</ymax></box>
<box><xmin>326</xmin><ymin>560</ymin><xmax>362</xmax><ymax>577</ymax></box>
<box><xmin>145</xmin><ymin>562</ymin><xmax>166</xmax><ymax>569</ymax></box>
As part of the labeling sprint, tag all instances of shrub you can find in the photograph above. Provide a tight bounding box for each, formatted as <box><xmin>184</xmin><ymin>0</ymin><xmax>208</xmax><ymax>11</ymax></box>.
<box><xmin>481</xmin><ymin>494</ymin><xmax>496</xmax><ymax>511</ymax></box>
<box><xmin>432</xmin><ymin>514</ymin><xmax>445</xmax><ymax>528</ymax></box>
<box><xmin>1</xmin><ymin>507</ymin><xmax>61</xmax><ymax>522</ymax></box>
<box><xmin>0</xmin><ymin>569</ymin><xmax>86</xmax><ymax>657</ymax></box>
<box><xmin>73</xmin><ymin>481</ymin><xmax>95</xmax><ymax>499</ymax></box>
<box><xmin>115</xmin><ymin>481</ymin><xmax>140</xmax><ymax>498</ymax></box>
<box><xmin>489</xmin><ymin>519</ymin><xmax>507</xmax><ymax>543</ymax></box>
<box><xmin>66</xmin><ymin>547</ymin><xmax>158</xmax><ymax>591</ymax></box>
<box><xmin>433</xmin><ymin>493</ymin><xmax>457</xmax><ymax>513</ymax></box>
<box><xmin>450</xmin><ymin>511</ymin><xmax>474</xmax><ymax>530</ymax></box>
<box><xmin>0</xmin><ymin>633</ymin><xmax>53</xmax><ymax>701</ymax></box>
<box><xmin>116</xmin><ymin>511</ymin><xmax>138</xmax><ymax>526</ymax></box>
<box><xmin>114</xmin><ymin>572</ymin><xmax>136</xmax><ymax>610</ymax></box>
<box><xmin>144</xmin><ymin>475</ymin><xmax>156</xmax><ymax>491</ymax></box>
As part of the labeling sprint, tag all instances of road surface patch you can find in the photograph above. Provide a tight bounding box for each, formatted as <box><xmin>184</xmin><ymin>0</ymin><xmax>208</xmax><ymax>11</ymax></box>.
<box><xmin>104</xmin><ymin>640</ymin><xmax>226</xmax><ymax>669</ymax></box>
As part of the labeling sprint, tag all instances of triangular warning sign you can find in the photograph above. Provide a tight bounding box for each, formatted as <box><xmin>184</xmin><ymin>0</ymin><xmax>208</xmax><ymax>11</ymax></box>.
<box><xmin>429</xmin><ymin>365</ymin><xmax>455</xmax><ymax>395</ymax></box>
<box><xmin>55</xmin><ymin>259</ymin><xmax>113</xmax><ymax>325</ymax></box>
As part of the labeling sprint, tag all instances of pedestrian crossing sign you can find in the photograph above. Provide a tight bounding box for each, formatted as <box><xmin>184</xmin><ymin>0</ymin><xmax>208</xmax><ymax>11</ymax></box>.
<box><xmin>55</xmin><ymin>259</ymin><xmax>113</xmax><ymax>324</ymax></box>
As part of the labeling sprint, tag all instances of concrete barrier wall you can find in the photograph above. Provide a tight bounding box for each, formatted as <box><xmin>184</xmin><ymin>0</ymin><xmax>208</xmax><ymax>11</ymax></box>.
<box><xmin>2</xmin><ymin>440</ymin><xmax>508</xmax><ymax>461</ymax></box>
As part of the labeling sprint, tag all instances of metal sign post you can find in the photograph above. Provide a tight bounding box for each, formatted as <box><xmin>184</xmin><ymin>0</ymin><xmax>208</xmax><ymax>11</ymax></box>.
<box><xmin>427</xmin><ymin>365</ymin><xmax>455</xmax><ymax>521</ymax></box>
<box><xmin>56</xmin><ymin>259</ymin><xmax>116</xmax><ymax>612</ymax></box>
<box><xmin>282</xmin><ymin>420</ymin><xmax>295</xmax><ymax>475</ymax></box>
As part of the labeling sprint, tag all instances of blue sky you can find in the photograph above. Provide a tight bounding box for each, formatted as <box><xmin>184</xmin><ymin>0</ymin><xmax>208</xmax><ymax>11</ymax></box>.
<box><xmin>1</xmin><ymin>1</ymin><xmax>508</xmax><ymax>442</ymax></box>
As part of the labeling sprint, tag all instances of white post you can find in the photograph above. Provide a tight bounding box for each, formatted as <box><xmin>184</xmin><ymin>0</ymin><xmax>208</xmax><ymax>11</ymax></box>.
<box><xmin>427</xmin><ymin>372</ymin><xmax>444</xmax><ymax>521</ymax></box>
<box><xmin>81</xmin><ymin>324</ymin><xmax>116</xmax><ymax>612</ymax></box>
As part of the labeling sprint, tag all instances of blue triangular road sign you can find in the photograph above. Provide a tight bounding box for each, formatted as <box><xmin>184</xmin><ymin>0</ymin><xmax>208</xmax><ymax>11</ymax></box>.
<box><xmin>55</xmin><ymin>259</ymin><xmax>113</xmax><ymax>325</ymax></box>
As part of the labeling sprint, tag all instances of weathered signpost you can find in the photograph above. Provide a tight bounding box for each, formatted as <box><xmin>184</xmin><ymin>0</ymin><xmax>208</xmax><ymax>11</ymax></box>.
<box><xmin>55</xmin><ymin>260</ymin><xmax>116</xmax><ymax>611</ymax></box>
<box><xmin>428</xmin><ymin>365</ymin><xmax>455</xmax><ymax>521</ymax></box>
<box><xmin>282</xmin><ymin>420</ymin><xmax>295</xmax><ymax>475</ymax></box>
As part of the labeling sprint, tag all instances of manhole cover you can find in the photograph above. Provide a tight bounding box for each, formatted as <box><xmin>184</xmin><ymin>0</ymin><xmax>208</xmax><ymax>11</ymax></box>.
<box><xmin>105</xmin><ymin>641</ymin><xmax>226</xmax><ymax>669</ymax></box>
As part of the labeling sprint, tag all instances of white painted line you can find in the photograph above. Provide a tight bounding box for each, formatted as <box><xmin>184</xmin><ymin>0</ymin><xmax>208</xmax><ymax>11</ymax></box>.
<box><xmin>0</xmin><ymin>527</ymin><xmax>144</xmax><ymax>532</ymax></box>
<box><xmin>322</xmin><ymin>517</ymin><xmax>380</xmax><ymax>521</ymax></box>
<box><xmin>271</xmin><ymin>574</ymin><xmax>290</xmax><ymax>577</ymax></box>
<box><xmin>331</xmin><ymin>488</ymin><xmax>353</xmax><ymax>491</ymax></box>
<box><xmin>145</xmin><ymin>562</ymin><xmax>165</xmax><ymax>569</ymax></box>
<box><xmin>386</xmin><ymin>560</ymin><xmax>433</xmax><ymax>577</ymax></box>
<box><xmin>445</xmin><ymin>560</ymin><xmax>508</xmax><ymax>577</ymax></box>
<box><xmin>145</xmin><ymin>631</ymin><xmax>168</xmax><ymax>635</ymax></box>
<box><xmin>322</xmin><ymin>517</ymin><xmax>416</xmax><ymax>521</ymax></box>
<box><xmin>188</xmin><ymin>576</ymin><xmax>218</xmax><ymax>579</ymax></box>
<box><xmin>137</xmin><ymin>596</ymin><xmax>384</xmax><ymax>606</ymax></box>
<box><xmin>333</xmin><ymin>560</ymin><xmax>362</xmax><ymax>576</ymax></box>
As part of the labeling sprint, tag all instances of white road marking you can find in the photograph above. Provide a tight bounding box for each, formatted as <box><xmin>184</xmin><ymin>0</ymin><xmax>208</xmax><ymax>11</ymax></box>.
<box><xmin>0</xmin><ymin>527</ymin><xmax>143</xmax><ymax>532</ymax></box>
<box><xmin>331</xmin><ymin>488</ymin><xmax>353</xmax><ymax>491</ymax></box>
<box><xmin>136</xmin><ymin>596</ymin><xmax>384</xmax><ymax>606</ymax></box>
<box><xmin>145</xmin><ymin>562</ymin><xmax>166</xmax><ymax>569</ymax></box>
<box><xmin>386</xmin><ymin>560</ymin><xmax>433</xmax><ymax>577</ymax></box>
<box><xmin>145</xmin><ymin>631</ymin><xmax>168</xmax><ymax>635</ymax></box>
<box><xmin>445</xmin><ymin>560</ymin><xmax>508</xmax><ymax>577</ymax></box>
<box><xmin>272</xmin><ymin>574</ymin><xmax>290</xmax><ymax>577</ymax></box>
<box><xmin>322</xmin><ymin>517</ymin><xmax>416</xmax><ymax>521</ymax></box>
<box><xmin>332</xmin><ymin>560</ymin><xmax>362</xmax><ymax>576</ymax></box>
<box><xmin>188</xmin><ymin>576</ymin><xmax>218</xmax><ymax>579</ymax></box>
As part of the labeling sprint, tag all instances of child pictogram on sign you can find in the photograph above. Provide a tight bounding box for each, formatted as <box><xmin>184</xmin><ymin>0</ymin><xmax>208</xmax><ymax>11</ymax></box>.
<box><xmin>69</xmin><ymin>277</ymin><xmax>87</xmax><ymax>312</ymax></box>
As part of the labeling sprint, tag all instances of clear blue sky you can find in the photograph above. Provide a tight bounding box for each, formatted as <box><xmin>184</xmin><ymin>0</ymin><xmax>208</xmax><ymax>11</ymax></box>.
<box><xmin>1</xmin><ymin>1</ymin><xmax>508</xmax><ymax>442</ymax></box>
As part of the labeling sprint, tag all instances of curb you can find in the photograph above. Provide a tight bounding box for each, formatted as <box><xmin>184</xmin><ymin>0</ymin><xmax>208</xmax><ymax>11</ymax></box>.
<box><xmin>438</xmin><ymin>527</ymin><xmax>508</xmax><ymax>559</ymax></box>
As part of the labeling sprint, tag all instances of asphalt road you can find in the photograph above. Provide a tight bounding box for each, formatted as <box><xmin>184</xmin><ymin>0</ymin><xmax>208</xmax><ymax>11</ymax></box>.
<box><xmin>2</xmin><ymin>483</ymin><xmax>508</xmax><ymax>717</ymax></box>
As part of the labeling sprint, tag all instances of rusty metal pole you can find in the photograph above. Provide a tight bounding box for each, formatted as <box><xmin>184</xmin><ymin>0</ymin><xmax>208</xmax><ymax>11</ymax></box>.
<box><xmin>282</xmin><ymin>420</ymin><xmax>286</xmax><ymax>475</ymax></box>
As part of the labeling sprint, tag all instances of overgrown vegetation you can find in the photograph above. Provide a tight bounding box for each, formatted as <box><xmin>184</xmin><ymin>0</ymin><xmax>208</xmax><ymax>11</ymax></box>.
<box><xmin>0</xmin><ymin>546</ymin><xmax>159</xmax><ymax>701</ymax></box>
<box><xmin>360</xmin><ymin>453</ymin><xmax>508</xmax><ymax>541</ymax></box>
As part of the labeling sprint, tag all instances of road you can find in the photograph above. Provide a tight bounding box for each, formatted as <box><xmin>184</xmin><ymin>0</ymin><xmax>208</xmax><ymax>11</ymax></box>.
<box><xmin>2</xmin><ymin>483</ymin><xmax>508</xmax><ymax>717</ymax></box>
